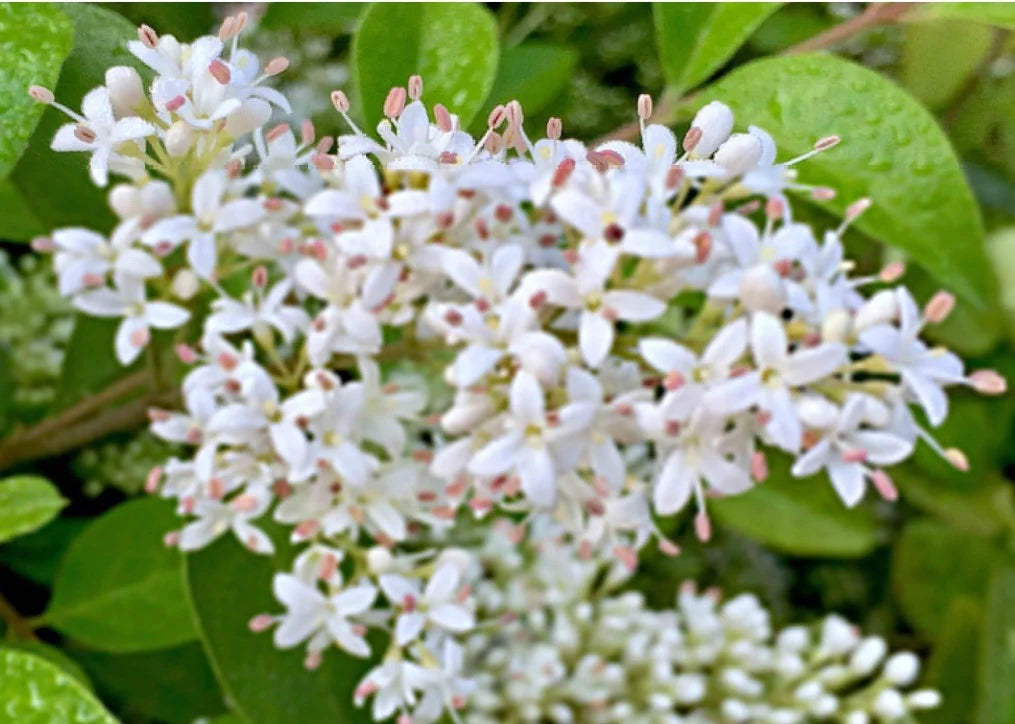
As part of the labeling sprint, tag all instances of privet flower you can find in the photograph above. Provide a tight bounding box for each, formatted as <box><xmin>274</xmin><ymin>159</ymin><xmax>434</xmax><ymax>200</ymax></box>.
<box><xmin>31</xmin><ymin>15</ymin><xmax>996</xmax><ymax>721</ymax></box>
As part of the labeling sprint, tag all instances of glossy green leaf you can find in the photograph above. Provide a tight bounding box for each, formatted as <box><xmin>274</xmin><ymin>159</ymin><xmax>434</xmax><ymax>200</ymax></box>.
<box><xmin>44</xmin><ymin>498</ymin><xmax>197</xmax><ymax>653</ymax></box>
<box><xmin>473</xmin><ymin>43</ymin><xmax>577</xmax><ymax>134</ymax></box>
<box><xmin>988</xmin><ymin>226</ymin><xmax>1015</xmax><ymax>342</ymax></box>
<box><xmin>915</xmin><ymin>2</ymin><xmax>1015</xmax><ymax>29</ymax></box>
<box><xmin>0</xmin><ymin>4</ymin><xmax>73</xmax><ymax>179</ymax></box>
<box><xmin>654</xmin><ymin>3</ymin><xmax>781</xmax><ymax>93</ymax></box>
<box><xmin>709</xmin><ymin>453</ymin><xmax>882</xmax><ymax>557</ymax></box>
<box><xmin>1</xmin><ymin>642</ymin><xmax>91</xmax><ymax>690</ymax></box>
<box><xmin>0</xmin><ymin>177</ymin><xmax>44</xmax><ymax>241</ymax></box>
<box><xmin>892</xmin><ymin>519</ymin><xmax>998</xmax><ymax>634</ymax></box>
<box><xmin>353</xmin><ymin>2</ymin><xmax>499</xmax><ymax>131</ymax></box>
<box><xmin>695</xmin><ymin>53</ymin><xmax>994</xmax><ymax>306</ymax></box>
<box><xmin>925</xmin><ymin>597</ymin><xmax>983</xmax><ymax>724</ymax></box>
<box><xmin>0</xmin><ymin>475</ymin><xmax>66</xmax><ymax>544</ymax></box>
<box><xmin>105</xmin><ymin>2</ymin><xmax>216</xmax><ymax>39</ymax></box>
<box><xmin>0</xmin><ymin>649</ymin><xmax>115</xmax><ymax>724</ymax></box>
<box><xmin>10</xmin><ymin>3</ymin><xmax>142</xmax><ymax>231</ymax></box>
<box><xmin>55</xmin><ymin>315</ymin><xmax>137</xmax><ymax>409</ymax></box>
<box><xmin>978</xmin><ymin>566</ymin><xmax>1015</xmax><ymax>724</ymax></box>
<box><xmin>894</xmin><ymin>466</ymin><xmax>1014</xmax><ymax>537</ymax></box>
<box><xmin>185</xmin><ymin>536</ymin><xmax>372</xmax><ymax>724</ymax></box>
<box><xmin>76</xmin><ymin>642</ymin><xmax>226</xmax><ymax>722</ymax></box>
<box><xmin>900</xmin><ymin>19</ymin><xmax>993</xmax><ymax>110</ymax></box>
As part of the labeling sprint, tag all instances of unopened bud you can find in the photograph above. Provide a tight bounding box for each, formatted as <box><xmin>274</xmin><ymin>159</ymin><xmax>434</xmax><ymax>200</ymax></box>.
<box><xmin>105</xmin><ymin>67</ymin><xmax>144</xmax><ymax>116</ymax></box>
<box><xmin>165</xmin><ymin>120</ymin><xmax>194</xmax><ymax>157</ymax></box>
<box><xmin>739</xmin><ymin>264</ymin><xmax>787</xmax><ymax>314</ymax></box>
<box><xmin>687</xmin><ymin>100</ymin><xmax>734</xmax><ymax>156</ymax></box>
<box><xmin>171</xmin><ymin>268</ymin><xmax>200</xmax><ymax>300</ymax></box>
<box><xmin>714</xmin><ymin>132</ymin><xmax>763</xmax><ymax>176</ymax></box>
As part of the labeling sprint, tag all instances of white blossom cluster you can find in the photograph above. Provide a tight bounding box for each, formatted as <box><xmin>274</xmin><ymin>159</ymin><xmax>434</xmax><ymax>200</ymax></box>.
<box><xmin>29</xmin><ymin>16</ymin><xmax>997</xmax><ymax>721</ymax></box>
<box><xmin>465</xmin><ymin>522</ymin><xmax>941</xmax><ymax>724</ymax></box>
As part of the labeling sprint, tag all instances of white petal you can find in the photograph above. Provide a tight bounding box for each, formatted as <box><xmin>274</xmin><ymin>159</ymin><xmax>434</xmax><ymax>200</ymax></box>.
<box><xmin>782</xmin><ymin>344</ymin><xmax>846</xmax><ymax>386</ymax></box>
<box><xmin>517</xmin><ymin>447</ymin><xmax>556</xmax><ymax>506</ymax></box>
<box><xmin>468</xmin><ymin>432</ymin><xmax>523</xmax><ymax>477</ymax></box>
<box><xmin>751</xmin><ymin>312</ymin><xmax>787</xmax><ymax>369</ymax></box>
<box><xmin>579</xmin><ymin>311</ymin><xmax>614</xmax><ymax>367</ymax></box>
<box><xmin>115</xmin><ymin>316</ymin><xmax>148</xmax><ymax>365</ymax></box>
<box><xmin>144</xmin><ymin>301</ymin><xmax>190</xmax><ymax>328</ymax></box>
<box><xmin>640</xmin><ymin>338</ymin><xmax>696</xmax><ymax>374</ymax></box>
<box><xmin>828</xmin><ymin>460</ymin><xmax>866</xmax><ymax>507</ymax></box>
<box><xmin>603</xmin><ymin>290</ymin><xmax>666</xmax><ymax>322</ymax></box>
<box><xmin>654</xmin><ymin>452</ymin><xmax>694</xmax><ymax>515</ymax></box>
<box><xmin>429</xmin><ymin>603</ymin><xmax>474</xmax><ymax>632</ymax></box>
<box><xmin>510</xmin><ymin>370</ymin><xmax>545</xmax><ymax>426</ymax></box>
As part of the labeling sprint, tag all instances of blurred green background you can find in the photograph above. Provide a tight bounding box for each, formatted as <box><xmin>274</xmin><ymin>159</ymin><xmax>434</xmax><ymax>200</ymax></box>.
<box><xmin>0</xmin><ymin>3</ymin><xmax>1013</xmax><ymax>722</ymax></box>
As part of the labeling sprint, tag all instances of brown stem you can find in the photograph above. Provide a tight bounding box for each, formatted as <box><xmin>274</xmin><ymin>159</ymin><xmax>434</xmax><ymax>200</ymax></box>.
<box><xmin>784</xmin><ymin>3</ymin><xmax>918</xmax><ymax>55</ymax></box>
<box><xmin>0</xmin><ymin>591</ymin><xmax>37</xmax><ymax>642</ymax></box>
<box><xmin>598</xmin><ymin>3</ymin><xmax>920</xmax><ymax>144</ymax></box>
<box><xmin>0</xmin><ymin>379</ymin><xmax>178</xmax><ymax>472</ymax></box>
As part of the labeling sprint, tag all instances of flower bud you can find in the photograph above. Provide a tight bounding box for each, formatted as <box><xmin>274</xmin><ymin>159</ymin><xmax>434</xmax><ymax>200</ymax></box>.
<box><xmin>225</xmin><ymin>98</ymin><xmax>272</xmax><ymax>137</ymax></box>
<box><xmin>165</xmin><ymin>120</ymin><xmax>194</xmax><ymax>157</ymax></box>
<box><xmin>105</xmin><ymin>66</ymin><xmax>144</xmax><ymax>117</ymax></box>
<box><xmin>872</xmin><ymin>689</ymin><xmax>906</xmax><ymax>719</ymax></box>
<box><xmin>797</xmin><ymin>395</ymin><xmax>839</xmax><ymax>429</ymax></box>
<box><xmin>848</xmin><ymin>636</ymin><xmax>886</xmax><ymax>676</ymax></box>
<box><xmin>366</xmin><ymin>546</ymin><xmax>393</xmax><ymax>574</ymax></box>
<box><xmin>140</xmin><ymin>180</ymin><xmax>176</xmax><ymax>218</ymax></box>
<box><xmin>883</xmin><ymin>652</ymin><xmax>919</xmax><ymax>685</ymax></box>
<box><xmin>739</xmin><ymin>264</ymin><xmax>787</xmax><ymax>313</ymax></box>
<box><xmin>109</xmin><ymin>184</ymin><xmax>141</xmax><ymax>220</ymax></box>
<box><xmin>714</xmin><ymin>132</ymin><xmax>763</xmax><ymax>176</ymax></box>
<box><xmin>853</xmin><ymin>289</ymin><xmax>898</xmax><ymax>331</ymax></box>
<box><xmin>907</xmin><ymin>690</ymin><xmax>942</xmax><ymax>709</ymax></box>
<box><xmin>172</xmin><ymin>268</ymin><xmax>200</xmax><ymax>300</ymax></box>
<box><xmin>686</xmin><ymin>101</ymin><xmax>734</xmax><ymax>156</ymax></box>
<box><xmin>821</xmin><ymin>308</ymin><xmax>851</xmax><ymax>343</ymax></box>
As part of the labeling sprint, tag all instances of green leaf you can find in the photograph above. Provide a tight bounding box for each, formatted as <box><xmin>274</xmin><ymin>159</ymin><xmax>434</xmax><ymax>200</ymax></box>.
<box><xmin>892</xmin><ymin>519</ymin><xmax>998</xmax><ymax>634</ymax></box>
<box><xmin>262</xmin><ymin>2</ymin><xmax>365</xmax><ymax>33</ymax></box>
<box><xmin>10</xmin><ymin>3</ymin><xmax>142</xmax><ymax>231</ymax></box>
<box><xmin>76</xmin><ymin>642</ymin><xmax>226</xmax><ymax>722</ymax></box>
<box><xmin>0</xmin><ymin>475</ymin><xmax>66</xmax><ymax>544</ymax></box>
<box><xmin>709</xmin><ymin>453</ymin><xmax>882</xmax><ymax>557</ymax></box>
<box><xmin>978</xmin><ymin>566</ymin><xmax>1015</xmax><ymax>724</ymax></box>
<box><xmin>102</xmin><ymin>2</ymin><xmax>216</xmax><ymax>39</ymax></box>
<box><xmin>0</xmin><ymin>177</ymin><xmax>45</xmax><ymax>241</ymax></box>
<box><xmin>988</xmin><ymin>226</ymin><xmax>1015</xmax><ymax>342</ymax></box>
<box><xmin>925</xmin><ymin>596</ymin><xmax>983</xmax><ymax>724</ymax></box>
<box><xmin>900</xmin><ymin>20</ymin><xmax>993</xmax><ymax>110</ymax></box>
<box><xmin>1</xmin><ymin>642</ymin><xmax>92</xmax><ymax>690</ymax></box>
<box><xmin>353</xmin><ymin>2</ymin><xmax>499</xmax><ymax>131</ymax></box>
<box><xmin>0</xmin><ymin>4</ymin><xmax>74</xmax><ymax>179</ymax></box>
<box><xmin>654</xmin><ymin>3</ymin><xmax>781</xmax><ymax>94</ymax></box>
<box><xmin>0</xmin><ymin>518</ymin><xmax>88</xmax><ymax>585</ymax></box>
<box><xmin>914</xmin><ymin>2</ymin><xmax>1015</xmax><ymax>29</ymax></box>
<box><xmin>473</xmin><ymin>43</ymin><xmax>577</xmax><ymax>134</ymax></box>
<box><xmin>694</xmin><ymin>53</ymin><xmax>994</xmax><ymax>307</ymax></box>
<box><xmin>44</xmin><ymin>498</ymin><xmax>197</xmax><ymax>653</ymax></box>
<box><xmin>0</xmin><ymin>649</ymin><xmax>115</xmax><ymax>724</ymax></box>
<box><xmin>185</xmin><ymin>536</ymin><xmax>372</xmax><ymax>724</ymax></box>
<box><xmin>894</xmin><ymin>466</ymin><xmax>1014</xmax><ymax>537</ymax></box>
<box><xmin>55</xmin><ymin>315</ymin><xmax>137</xmax><ymax>409</ymax></box>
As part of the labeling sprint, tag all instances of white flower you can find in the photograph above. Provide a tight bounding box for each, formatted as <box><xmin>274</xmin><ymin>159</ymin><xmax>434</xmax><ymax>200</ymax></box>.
<box><xmin>792</xmin><ymin>394</ymin><xmax>912</xmax><ymax>506</ymax></box>
<box><xmin>468</xmin><ymin>370</ymin><xmax>595</xmax><ymax>506</ymax></box>
<box><xmin>272</xmin><ymin>574</ymin><xmax>378</xmax><ymax>657</ymax></box>
<box><xmin>706</xmin><ymin>312</ymin><xmax>846</xmax><ymax>452</ymax></box>
<box><xmin>380</xmin><ymin>563</ymin><xmax>475</xmax><ymax>645</ymax></box>
<box><xmin>859</xmin><ymin>289</ymin><xmax>964</xmax><ymax>426</ymax></box>
<box><xmin>74</xmin><ymin>272</ymin><xmax>189</xmax><ymax>364</ymax></box>
<box><xmin>206</xmin><ymin>279</ymin><xmax>310</xmax><ymax>344</ymax></box>
<box><xmin>524</xmin><ymin>240</ymin><xmax>665</xmax><ymax>366</ymax></box>
<box><xmin>178</xmin><ymin>486</ymin><xmax>274</xmax><ymax>554</ymax></box>
<box><xmin>52</xmin><ymin>221</ymin><xmax>161</xmax><ymax>295</ymax></box>
<box><xmin>142</xmin><ymin>170</ymin><xmax>264</xmax><ymax>278</ymax></box>
<box><xmin>51</xmin><ymin>87</ymin><xmax>156</xmax><ymax>186</ymax></box>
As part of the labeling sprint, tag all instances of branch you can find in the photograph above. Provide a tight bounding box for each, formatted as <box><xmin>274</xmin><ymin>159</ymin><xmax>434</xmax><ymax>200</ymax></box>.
<box><xmin>0</xmin><ymin>591</ymin><xmax>37</xmax><ymax>642</ymax></box>
<box><xmin>784</xmin><ymin>3</ymin><xmax>918</xmax><ymax>55</ymax></box>
<box><xmin>0</xmin><ymin>373</ymin><xmax>177</xmax><ymax>472</ymax></box>
<box><xmin>596</xmin><ymin>3</ymin><xmax>920</xmax><ymax>144</ymax></box>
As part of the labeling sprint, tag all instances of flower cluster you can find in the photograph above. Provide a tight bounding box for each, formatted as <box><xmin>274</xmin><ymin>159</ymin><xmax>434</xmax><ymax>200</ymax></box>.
<box><xmin>465</xmin><ymin>523</ymin><xmax>940</xmax><ymax>724</ymax></box>
<box><xmin>30</xmin><ymin>15</ymin><xmax>999</xmax><ymax>721</ymax></box>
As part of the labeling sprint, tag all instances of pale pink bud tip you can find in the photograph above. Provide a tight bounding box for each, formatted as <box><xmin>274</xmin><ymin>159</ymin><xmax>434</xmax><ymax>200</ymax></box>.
<box><xmin>407</xmin><ymin>74</ymin><xmax>423</xmax><ymax>101</ymax></box>
<box><xmin>264</xmin><ymin>57</ymin><xmax>290</xmax><ymax>76</ymax></box>
<box><xmin>249</xmin><ymin>614</ymin><xmax>274</xmax><ymax>633</ymax></box>
<box><xmin>879</xmin><ymin>261</ymin><xmax>905</xmax><ymax>283</ymax></box>
<box><xmin>137</xmin><ymin>24</ymin><xmax>158</xmax><ymax>49</ymax></box>
<box><xmin>28</xmin><ymin>85</ymin><xmax>54</xmax><ymax>104</ymax></box>
<box><xmin>637</xmin><ymin>93</ymin><xmax>653</xmax><ymax>121</ymax></box>
<box><xmin>163</xmin><ymin>531</ymin><xmax>180</xmax><ymax>547</ymax></box>
<box><xmin>694</xmin><ymin>512</ymin><xmax>712</xmax><ymax>542</ymax></box>
<box><xmin>945</xmin><ymin>447</ymin><xmax>969</xmax><ymax>472</ymax></box>
<box><xmin>30</xmin><ymin>236</ymin><xmax>55</xmax><ymax>253</ymax></box>
<box><xmin>331</xmin><ymin>90</ymin><xmax>350</xmax><ymax>113</ymax></box>
<box><xmin>814</xmin><ymin>135</ymin><xmax>840</xmax><ymax>151</ymax></box>
<box><xmin>846</xmin><ymin>197</ymin><xmax>872</xmax><ymax>221</ymax></box>
<box><xmin>924</xmin><ymin>291</ymin><xmax>955</xmax><ymax>323</ymax></box>
<box><xmin>383</xmin><ymin>86</ymin><xmax>407</xmax><ymax>119</ymax></box>
<box><xmin>871</xmin><ymin>470</ymin><xmax>898</xmax><ymax>502</ymax></box>
<box><xmin>970</xmin><ymin>369</ymin><xmax>1006</xmax><ymax>395</ymax></box>
<box><xmin>303</xmin><ymin>651</ymin><xmax>322</xmax><ymax>670</ymax></box>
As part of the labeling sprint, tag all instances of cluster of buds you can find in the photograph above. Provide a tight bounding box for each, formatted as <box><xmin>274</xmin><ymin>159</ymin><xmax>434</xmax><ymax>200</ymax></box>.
<box><xmin>28</xmin><ymin>16</ymin><xmax>987</xmax><ymax>720</ymax></box>
<box><xmin>465</xmin><ymin>523</ymin><xmax>940</xmax><ymax>723</ymax></box>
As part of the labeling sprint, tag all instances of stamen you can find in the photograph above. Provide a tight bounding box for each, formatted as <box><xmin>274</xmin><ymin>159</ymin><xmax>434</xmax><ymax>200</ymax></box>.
<box><xmin>750</xmin><ymin>452</ymin><xmax>768</xmax><ymax>482</ymax></box>
<box><xmin>969</xmin><ymin>369</ymin><xmax>1007</xmax><ymax>395</ymax></box>
<box><xmin>264</xmin><ymin>57</ymin><xmax>290</xmax><ymax>77</ymax></box>
<box><xmin>487</xmin><ymin>104</ymin><xmax>507</xmax><ymax>129</ymax></box>
<box><xmin>944</xmin><ymin>447</ymin><xmax>969</xmax><ymax>471</ymax></box>
<box><xmin>137</xmin><ymin>24</ymin><xmax>158</xmax><ymax>49</ymax></box>
<box><xmin>175</xmin><ymin>344</ymin><xmax>198</xmax><ymax>364</ymax></box>
<box><xmin>145</xmin><ymin>466</ymin><xmax>163</xmax><ymax>494</ymax></box>
<box><xmin>301</xmin><ymin>119</ymin><xmax>315</xmax><ymax>146</ymax></box>
<box><xmin>407</xmin><ymin>74</ymin><xmax>423</xmax><ymax>101</ymax></box>
<box><xmin>637</xmin><ymin>93</ymin><xmax>653</xmax><ymax>121</ymax></box>
<box><xmin>30</xmin><ymin>236</ymin><xmax>55</xmax><ymax>253</ymax></box>
<box><xmin>546</xmin><ymin>117</ymin><xmax>562</xmax><ymax>140</ymax></box>
<box><xmin>208</xmin><ymin>59</ymin><xmax>231</xmax><ymax>85</ymax></box>
<box><xmin>871</xmin><ymin>469</ymin><xmax>897</xmax><ymax>501</ymax></box>
<box><xmin>266</xmin><ymin>122</ymin><xmax>290</xmax><ymax>143</ymax></box>
<box><xmin>682</xmin><ymin>126</ymin><xmax>703</xmax><ymax>153</ymax></box>
<box><xmin>27</xmin><ymin>85</ymin><xmax>54</xmax><ymax>104</ymax></box>
<box><xmin>248</xmin><ymin>614</ymin><xmax>274</xmax><ymax>632</ymax></box>
<box><xmin>694</xmin><ymin>511</ymin><xmax>712</xmax><ymax>542</ymax></box>
<box><xmin>383</xmin><ymin>86</ymin><xmax>406</xmax><ymax>119</ymax></box>
<box><xmin>879</xmin><ymin>261</ymin><xmax>905</xmax><ymax>283</ymax></box>
<box><xmin>923</xmin><ymin>291</ymin><xmax>955</xmax><ymax>323</ymax></box>
<box><xmin>434</xmin><ymin>103</ymin><xmax>453</xmax><ymax>132</ymax></box>
<box><xmin>331</xmin><ymin>90</ymin><xmax>350</xmax><ymax>113</ymax></box>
